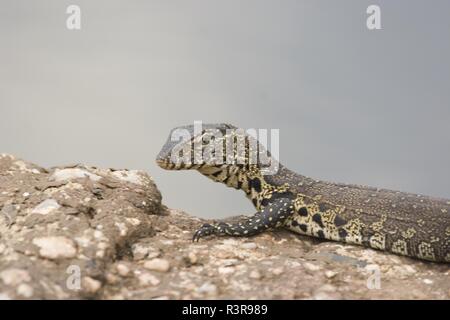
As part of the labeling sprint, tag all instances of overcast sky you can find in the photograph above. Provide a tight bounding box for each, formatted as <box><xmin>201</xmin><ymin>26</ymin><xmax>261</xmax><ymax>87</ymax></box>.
<box><xmin>1</xmin><ymin>0</ymin><xmax>449</xmax><ymax>218</ymax></box>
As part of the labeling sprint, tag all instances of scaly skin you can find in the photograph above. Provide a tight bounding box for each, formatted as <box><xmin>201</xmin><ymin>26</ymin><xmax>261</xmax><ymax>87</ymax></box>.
<box><xmin>157</xmin><ymin>123</ymin><xmax>450</xmax><ymax>263</ymax></box>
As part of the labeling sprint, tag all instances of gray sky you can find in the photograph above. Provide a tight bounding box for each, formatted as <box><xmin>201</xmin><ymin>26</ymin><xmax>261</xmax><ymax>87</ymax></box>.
<box><xmin>1</xmin><ymin>0</ymin><xmax>450</xmax><ymax>218</ymax></box>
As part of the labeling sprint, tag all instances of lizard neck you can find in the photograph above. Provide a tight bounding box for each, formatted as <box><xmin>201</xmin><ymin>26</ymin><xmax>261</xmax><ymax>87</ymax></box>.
<box><xmin>198</xmin><ymin>162</ymin><xmax>327</xmax><ymax>211</ymax></box>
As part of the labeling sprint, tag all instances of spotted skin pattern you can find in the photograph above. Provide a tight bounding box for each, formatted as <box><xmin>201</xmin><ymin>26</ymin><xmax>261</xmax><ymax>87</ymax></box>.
<box><xmin>157</xmin><ymin>124</ymin><xmax>450</xmax><ymax>263</ymax></box>
<box><xmin>193</xmin><ymin>197</ymin><xmax>294</xmax><ymax>241</ymax></box>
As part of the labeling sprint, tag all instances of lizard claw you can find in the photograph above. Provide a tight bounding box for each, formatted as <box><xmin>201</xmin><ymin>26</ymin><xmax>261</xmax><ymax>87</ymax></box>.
<box><xmin>192</xmin><ymin>223</ymin><xmax>216</xmax><ymax>242</ymax></box>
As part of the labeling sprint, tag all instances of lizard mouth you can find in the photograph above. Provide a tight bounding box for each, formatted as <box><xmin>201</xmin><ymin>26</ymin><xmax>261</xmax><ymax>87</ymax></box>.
<box><xmin>156</xmin><ymin>159</ymin><xmax>190</xmax><ymax>170</ymax></box>
<box><xmin>156</xmin><ymin>159</ymin><xmax>173</xmax><ymax>169</ymax></box>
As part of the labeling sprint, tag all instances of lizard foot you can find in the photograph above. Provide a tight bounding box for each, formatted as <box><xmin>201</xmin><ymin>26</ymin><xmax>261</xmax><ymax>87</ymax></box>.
<box><xmin>192</xmin><ymin>223</ymin><xmax>216</xmax><ymax>242</ymax></box>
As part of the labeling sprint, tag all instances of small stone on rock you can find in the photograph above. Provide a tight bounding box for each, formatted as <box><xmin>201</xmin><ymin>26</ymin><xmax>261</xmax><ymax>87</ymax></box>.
<box><xmin>32</xmin><ymin>236</ymin><xmax>77</xmax><ymax>259</ymax></box>
<box><xmin>0</xmin><ymin>269</ymin><xmax>31</xmax><ymax>286</ymax></box>
<box><xmin>82</xmin><ymin>277</ymin><xmax>102</xmax><ymax>294</ymax></box>
<box><xmin>249</xmin><ymin>270</ymin><xmax>262</xmax><ymax>280</ymax></box>
<box><xmin>16</xmin><ymin>284</ymin><xmax>34</xmax><ymax>298</ymax></box>
<box><xmin>116</xmin><ymin>263</ymin><xmax>130</xmax><ymax>277</ymax></box>
<box><xmin>131</xmin><ymin>243</ymin><xmax>150</xmax><ymax>260</ymax></box>
<box><xmin>186</xmin><ymin>252</ymin><xmax>198</xmax><ymax>264</ymax></box>
<box><xmin>138</xmin><ymin>273</ymin><xmax>160</xmax><ymax>286</ymax></box>
<box><xmin>144</xmin><ymin>258</ymin><xmax>170</xmax><ymax>272</ymax></box>
<box><xmin>50</xmin><ymin>168</ymin><xmax>101</xmax><ymax>182</ymax></box>
<box><xmin>271</xmin><ymin>267</ymin><xmax>284</xmax><ymax>276</ymax></box>
<box><xmin>303</xmin><ymin>262</ymin><xmax>321</xmax><ymax>272</ymax></box>
<box><xmin>218</xmin><ymin>266</ymin><xmax>235</xmax><ymax>275</ymax></box>
<box><xmin>241</xmin><ymin>242</ymin><xmax>257</xmax><ymax>250</ymax></box>
<box><xmin>325</xmin><ymin>270</ymin><xmax>338</xmax><ymax>279</ymax></box>
<box><xmin>197</xmin><ymin>282</ymin><xmax>218</xmax><ymax>296</ymax></box>
<box><xmin>31</xmin><ymin>199</ymin><xmax>60</xmax><ymax>215</ymax></box>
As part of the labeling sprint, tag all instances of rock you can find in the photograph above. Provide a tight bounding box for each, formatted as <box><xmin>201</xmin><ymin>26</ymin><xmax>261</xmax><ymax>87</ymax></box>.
<box><xmin>116</xmin><ymin>263</ymin><xmax>130</xmax><ymax>277</ymax></box>
<box><xmin>82</xmin><ymin>277</ymin><xmax>102</xmax><ymax>294</ymax></box>
<box><xmin>31</xmin><ymin>199</ymin><xmax>60</xmax><ymax>215</ymax></box>
<box><xmin>241</xmin><ymin>242</ymin><xmax>257</xmax><ymax>250</ymax></box>
<box><xmin>143</xmin><ymin>258</ymin><xmax>170</xmax><ymax>273</ymax></box>
<box><xmin>105</xmin><ymin>273</ymin><xmax>119</xmax><ymax>285</ymax></box>
<box><xmin>16</xmin><ymin>284</ymin><xmax>34</xmax><ymax>298</ymax></box>
<box><xmin>325</xmin><ymin>270</ymin><xmax>338</xmax><ymax>279</ymax></box>
<box><xmin>0</xmin><ymin>293</ymin><xmax>11</xmax><ymax>300</ymax></box>
<box><xmin>271</xmin><ymin>267</ymin><xmax>284</xmax><ymax>276</ymax></box>
<box><xmin>0</xmin><ymin>269</ymin><xmax>31</xmax><ymax>286</ymax></box>
<box><xmin>218</xmin><ymin>266</ymin><xmax>235</xmax><ymax>275</ymax></box>
<box><xmin>196</xmin><ymin>282</ymin><xmax>218</xmax><ymax>296</ymax></box>
<box><xmin>313</xmin><ymin>284</ymin><xmax>340</xmax><ymax>300</ymax></box>
<box><xmin>1</xmin><ymin>204</ymin><xmax>18</xmax><ymax>225</ymax></box>
<box><xmin>185</xmin><ymin>252</ymin><xmax>198</xmax><ymax>265</ymax></box>
<box><xmin>138</xmin><ymin>273</ymin><xmax>160</xmax><ymax>286</ymax></box>
<box><xmin>303</xmin><ymin>262</ymin><xmax>321</xmax><ymax>272</ymax></box>
<box><xmin>131</xmin><ymin>243</ymin><xmax>150</xmax><ymax>260</ymax></box>
<box><xmin>111</xmin><ymin>170</ymin><xmax>145</xmax><ymax>185</ymax></box>
<box><xmin>249</xmin><ymin>270</ymin><xmax>262</xmax><ymax>280</ymax></box>
<box><xmin>50</xmin><ymin>168</ymin><xmax>101</xmax><ymax>182</ymax></box>
<box><xmin>32</xmin><ymin>236</ymin><xmax>77</xmax><ymax>259</ymax></box>
<box><xmin>0</xmin><ymin>155</ymin><xmax>449</xmax><ymax>300</ymax></box>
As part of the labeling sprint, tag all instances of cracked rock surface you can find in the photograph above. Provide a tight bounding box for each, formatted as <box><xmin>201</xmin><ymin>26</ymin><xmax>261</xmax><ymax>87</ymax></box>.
<box><xmin>0</xmin><ymin>154</ymin><xmax>449</xmax><ymax>299</ymax></box>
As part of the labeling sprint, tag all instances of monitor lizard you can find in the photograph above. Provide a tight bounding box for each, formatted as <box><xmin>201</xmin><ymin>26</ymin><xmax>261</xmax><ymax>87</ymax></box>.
<box><xmin>156</xmin><ymin>123</ymin><xmax>450</xmax><ymax>263</ymax></box>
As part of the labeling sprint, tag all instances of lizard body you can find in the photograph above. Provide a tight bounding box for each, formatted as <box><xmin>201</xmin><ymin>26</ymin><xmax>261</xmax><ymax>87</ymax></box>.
<box><xmin>157</xmin><ymin>123</ymin><xmax>450</xmax><ymax>263</ymax></box>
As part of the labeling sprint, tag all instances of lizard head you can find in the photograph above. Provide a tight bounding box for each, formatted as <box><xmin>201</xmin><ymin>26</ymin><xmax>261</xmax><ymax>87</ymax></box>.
<box><xmin>156</xmin><ymin>123</ymin><xmax>279</xmax><ymax>186</ymax></box>
<box><xmin>156</xmin><ymin>123</ymin><xmax>238</xmax><ymax>170</ymax></box>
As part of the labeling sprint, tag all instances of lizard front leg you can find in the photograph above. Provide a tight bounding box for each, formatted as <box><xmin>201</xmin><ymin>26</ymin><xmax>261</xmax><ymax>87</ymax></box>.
<box><xmin>193</xmin><ymin>198</ymin><xmax>294</xmax><ymax>241</ymax></box>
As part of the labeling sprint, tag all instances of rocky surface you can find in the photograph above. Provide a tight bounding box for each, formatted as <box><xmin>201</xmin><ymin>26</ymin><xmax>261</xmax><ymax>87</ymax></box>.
<box><xmin>0</xmin><ymin>154</ymin><xmax>449</xmax><ymax>299</ymax></box>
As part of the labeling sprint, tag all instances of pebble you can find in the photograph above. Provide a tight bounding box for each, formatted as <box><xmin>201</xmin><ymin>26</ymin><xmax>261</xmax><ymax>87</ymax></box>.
<box><xmin>218</xmin><ymin>266</ymin><xmax>235</xmax><ymax>275</ymax></box>
<box><xmin>0</xmin><ymin>269</ymin><xmax>31</xmax><ymax>286</ymax></box>
<box><xmin>1</xmin><ymin>204</ymin><xmax>18</xmax><ymax>225</ymax></box>
<box><xmin>111</xmin><ymin>170</ymin><xmax>144</xmax><ymax>185</ymax></box>
<box><xmin>186</xmin><ymin>252</ymin><xmax>198</xmax><ymax>264</ymax></box>
<box><xmin>144</xmin><ymin>258</ymin><xmax>170</xmax><ymax>272</ymax></box>
<box><xmin>386</xmin><ymin>265</ymin><xmax>416</xmax><ymax>279</ymax></box>
<box><xmin>241</xmin><ymin>242</ymin><xmax>257</xmax><ymax>250</ymax></box>
<box><xmin>126</xmin><ymin>217</ymin><xmax>141</xmax><ymax>226</ymax></box>
<box><xmin>303</xmin><ymin>262</ymin><xmax>321</xmax><ymax>272</ymax></box>
<box><xmin>131</xmin><ymin>243</ymin><xmax>150</xmax><ymax>260</ymax></box>
<box><xmin>0</xmin><ymin>293</ymin><xmax>11</xmax><ymax>300</ymax></box>
<box><xmin>105</xmin><ymin>273</ymin><xmax>119</xmax><ymax>285</ymax></box>
<box><xmin>249</xmin><ymin>270</ymin><xmax>262</xmax><ymax>280</ymax></box>
<box><xmin>50</xmin><ymin>168</ymin><xmax>101</xmax><ymax>182</ymax></box>
<box><xmin>115</xmin><ymin>222</ymin><xmax>128</xmax><ymax>237</ymax></box>
<box><xmin>197</xmin><ymin>282</ymin><xmax>218</xmax><ymax>296</ymax></box>
<box><xmin>138</xmin><ymin>273</ymin><xmax>160</xmax><ymax>286</ymax></box>
<box><xmin>313</xmin><ymin>284</ymin><xmax>339</xmax><ymax>300</ymax></box>
<box><xmin>215</xmin><ymin>250</ymin><xmax>236</xmax><ymax>259</ymax></box>
<box><xmin>271</xmin><ymin>267</ymin><xmax>284</xmax><ymax>276</ymax></box>
<box><xmin>147</xmin><ymin>250</ymin><xmax>161</xmax><ymax>259</ymax></box>
<box><xmin>116</xmin><ymin>263</ymin><xmax>130</xmax><ymax>277</ymax></box>
<box><xmin>16</xmin><ymin>284</ymin><xmax>34</xmax><ymax>298</ymax></box>
<box><xmin>31</xmin><ymin>199</ymin><xmax>60</xmax><ymax>215</ymax></box>
<box><xmin>423</xmin><ymin>278</ymin><xmax>433</xmax><ymax>285</ymax></box>
<box><xmin>325</xmin><ymin>270</ymin><xmax>338</xmax><ymax>279</ymax></box>
<box><xmin>82</xmin><ymin>277</ymin><xmax>102</xmax><ymax>294</ymax></box>
<box><xmin>32</xmin><ymin>236</ymin><xmax>77</xmax><ymax>259</ymax></box>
